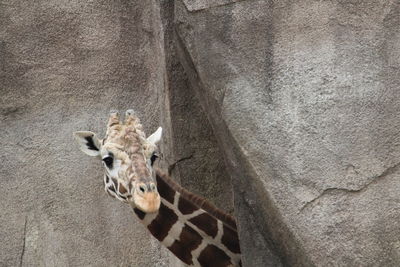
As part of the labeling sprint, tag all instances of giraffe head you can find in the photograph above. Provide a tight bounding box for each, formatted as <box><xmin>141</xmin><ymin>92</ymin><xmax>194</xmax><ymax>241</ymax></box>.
<box><xmin>73</xmin><ymin>110</ymin><xmax>162</xmax><ymax>213</ymax></box>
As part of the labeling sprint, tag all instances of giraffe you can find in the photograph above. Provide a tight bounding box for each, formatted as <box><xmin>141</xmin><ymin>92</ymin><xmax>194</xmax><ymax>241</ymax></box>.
<box><xmin>73</xmin><ymin>110</ymin><xmax>241</xmax><ymax>267</ymax></box>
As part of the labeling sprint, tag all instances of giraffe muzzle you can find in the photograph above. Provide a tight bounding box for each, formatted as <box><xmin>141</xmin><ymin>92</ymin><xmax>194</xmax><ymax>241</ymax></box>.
<box><xmin>133</xmin><ymin>182</ymin><xmax>161</xmax><ymax>213</ymax></box>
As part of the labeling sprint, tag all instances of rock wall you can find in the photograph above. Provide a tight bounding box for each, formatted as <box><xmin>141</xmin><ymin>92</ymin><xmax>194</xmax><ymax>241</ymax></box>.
<box><xmin>0</xmin><ymin>0</ymin><xmax>232</xmax><ymax>266</ymax></box>
<box><xmin>2</xmin><ymin>0</ymin><xmax>400</xmax><ymax>266</ymax></box>
<box><xmin>158</xmin><ymin>0</ymin><xmax>234</xmax><ymax>215</ymax></box>
<box><xmin>174</xmin><ymin>0</ymin><xmax>400</xmax><ymax>266</ymax></box>
<box><xmin>0</xmin><ymin>0</ymin><xmax>172</xmax><ymax>265</ymax></box>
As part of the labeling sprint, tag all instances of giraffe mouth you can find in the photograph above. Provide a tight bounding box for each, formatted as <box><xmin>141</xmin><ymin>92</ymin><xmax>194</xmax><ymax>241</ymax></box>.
<box><xmin>133</xmin><ymin>192</ymin><xmax>161</xmax><ymax>213</ymax></box>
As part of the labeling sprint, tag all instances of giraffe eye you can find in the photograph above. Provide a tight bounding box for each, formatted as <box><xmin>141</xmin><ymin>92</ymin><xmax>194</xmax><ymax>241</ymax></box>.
<box><xmin>102</xmin><ymin>156</ymin><xmax>113</xmax><ymax>168</ymax></box>
<box><xmin>150</xmin><ymin>153</ymin><xmax>158</xmax><ymax>166</ymax></box>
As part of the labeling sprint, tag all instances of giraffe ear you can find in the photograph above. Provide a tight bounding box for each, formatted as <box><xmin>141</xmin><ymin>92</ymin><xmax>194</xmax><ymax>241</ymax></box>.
<box><xmin>147</xmin><ymin>127</ymin><xmax>162</xmax><ymax>145</ymax></box>
<box><xmin>73</xmin><ymin>131</ymin><xmax>101</xmax><ymax>157</ymax></box>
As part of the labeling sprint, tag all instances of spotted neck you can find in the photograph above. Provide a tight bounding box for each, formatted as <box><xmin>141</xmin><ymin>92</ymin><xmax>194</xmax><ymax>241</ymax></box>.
<box><xmin>133</xmin><ymin>170</ymin><xmax>241</xmax><ymax>267</ymax></box>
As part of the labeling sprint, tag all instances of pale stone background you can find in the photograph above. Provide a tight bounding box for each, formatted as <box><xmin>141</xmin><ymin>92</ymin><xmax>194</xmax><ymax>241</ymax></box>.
<box><xmin>2</xmin><ymin>0</ymin><xmax>400</xmax><ymax>266</ymax></box>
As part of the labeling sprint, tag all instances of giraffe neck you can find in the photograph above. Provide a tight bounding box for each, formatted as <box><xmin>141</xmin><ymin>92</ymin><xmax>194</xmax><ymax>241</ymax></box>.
<box><xmin>133</xmin><ymin>170</ymin><xmax>241</xmax><ymax>267</ymax></box>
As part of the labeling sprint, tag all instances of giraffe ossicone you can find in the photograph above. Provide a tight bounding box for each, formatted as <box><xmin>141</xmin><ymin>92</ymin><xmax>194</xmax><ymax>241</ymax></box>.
<box><xmin>73</xmin><ymin>110</ymin><xmax>242</xmax><ymax>267</ymax></box>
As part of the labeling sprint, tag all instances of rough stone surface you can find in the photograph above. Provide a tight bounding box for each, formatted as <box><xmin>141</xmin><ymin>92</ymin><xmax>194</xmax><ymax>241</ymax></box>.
<box><xmin>158</xmin><ymin>0</ymin><xmax>235</xmax><ymax>265</ymax></box>
<box><xmin>4</xmin><ymin>0</ymin><xmax>400</xmax><ymax>266</ymax></box>
<box><xmin>1</xmin><ymin>0</ymin><xmax>235</xmax><ymax>266</ymax></box>
<box><xmin>0</xmin><ymin>0</ymin><xmax>172</xmax><ymax>266</ymax></box>
<box><xmin>182</xmin><ymin>0</ymin><xmax>244</xmax><ymax>12</ymax></box>
<box><xmin>159</xmin><ymin>0</ymin><xmax>234</xmax><ymax>216</ymax></box>
<box><xmin>175</xmin><ymin>0</ymin><xmax>400</xmax><ymax>266</ymax></box>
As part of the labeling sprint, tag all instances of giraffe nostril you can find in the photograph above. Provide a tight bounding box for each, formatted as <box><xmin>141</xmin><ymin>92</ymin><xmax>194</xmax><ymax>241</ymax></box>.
<box><xmin>139</xmin><ymin>185</ymin><xmax>146</xmax><ymax>193</ymax></box>
<box><xmin>137</xmin><ymin>183</ymin><xmax>157</xmax><ymax>194</ymax></box>
<box><xmin>150</xmin><ymin>183</ymin><xmax>156</xmax><ymax>192</ymax></box>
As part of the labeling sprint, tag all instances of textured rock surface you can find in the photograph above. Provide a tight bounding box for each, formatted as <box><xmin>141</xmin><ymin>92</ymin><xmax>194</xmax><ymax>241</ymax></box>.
<box><xmin>0</xmin><ymin>0</ymin><xmax>234</xmax><ymax>266</ymax></box>
<box><xmin>0</xmin><ymin>0</ymin><xmax>172</xmax><ymax>266</ymax></box>
<box><xmin>159</xmin><ymin>0</ymin><xmax>234</xmax><ymax>215</ymax></box>
<box><xmin>182</xmin><ymin>0</ymin><xmax>243</xmax><ymax>12</ymax></box>
<box><xmin>175</xmin><ymin>0</ymin><xmax>400</xmax><ymax>266</ymax></box>
<box><xmin>3</xmin><ymin>0</ymin><xmax>400</xmax><ymax>266</ymax></box>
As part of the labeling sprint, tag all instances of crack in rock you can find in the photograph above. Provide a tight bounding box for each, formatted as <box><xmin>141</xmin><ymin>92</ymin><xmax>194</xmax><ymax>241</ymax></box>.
<box><xmin>168</xmin><ymin>155</ymin><xmax>194</xmax><ymax>175</ymax></box>
<box><xmin>19</xmin><ymin>216</ymin><xmax>28</xmax><ymax>267</ymax></box>
<box><xmin>182</xmin><ymin>0</ymin><xmax>248</xmax><ymax>12</ymax></box>
<box><xmin>300</xmin><ymin>161</ymin><xmax>400</xmax><ymax>212</ymax></box>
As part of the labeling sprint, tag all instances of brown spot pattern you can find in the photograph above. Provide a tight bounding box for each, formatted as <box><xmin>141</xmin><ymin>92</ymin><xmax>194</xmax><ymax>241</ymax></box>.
<box><xmin>156</xmin><ymin>174</ymin><xmax>175</xmax><ymax>204</ymax></box>
<box><xmin>198</xmin><ymin>244</ymin><xmax>232</xmax><ymax>267</ymax></box>
<box><xmin>168</xmin><ymin>224</ymin><xmax>202</xmax><ymax>265</ymax></box>
<box><xmin>147</xmin><ymin>203</ymin><xmax>178</xmax><ymax>242</ymax></box>
<box><xmin>129</xmin><ymin>146</ymin><xmax>150</xmax><ymax>179</ymax></box>
<box><xmin>189</xmin><ymin>213</ymin><xmax>218</xmax><ymax>238</ymax></box>
<box><xmin>133</xmin><ymin>208</ymin><xmax>146</xmax><ymax>220</ymax></box>
<box><xmin>155</xmin><ymin>170</ymin><xmax>237</xmax><ymax>230</ymax></box>
<box><xmin>221</xmin><ymin>224</ymin><xmax>241</xmax><ymax>254</ymax></box>
<box><xmin>119</xmin><ymin>184</ymin><xmax>127</xmax><ymax>194</ymax></box>
<box><xmin>178</xmin><ymin>196</ymin><xmax>199</xmax><ymax>215</ymax></box>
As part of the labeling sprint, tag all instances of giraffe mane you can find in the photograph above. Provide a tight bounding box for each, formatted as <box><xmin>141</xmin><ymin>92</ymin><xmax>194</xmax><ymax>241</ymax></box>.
<box><xmin>155</xmin><ymin>169</ymin><xmax>237</xmax><ymax>231</ymax></box>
